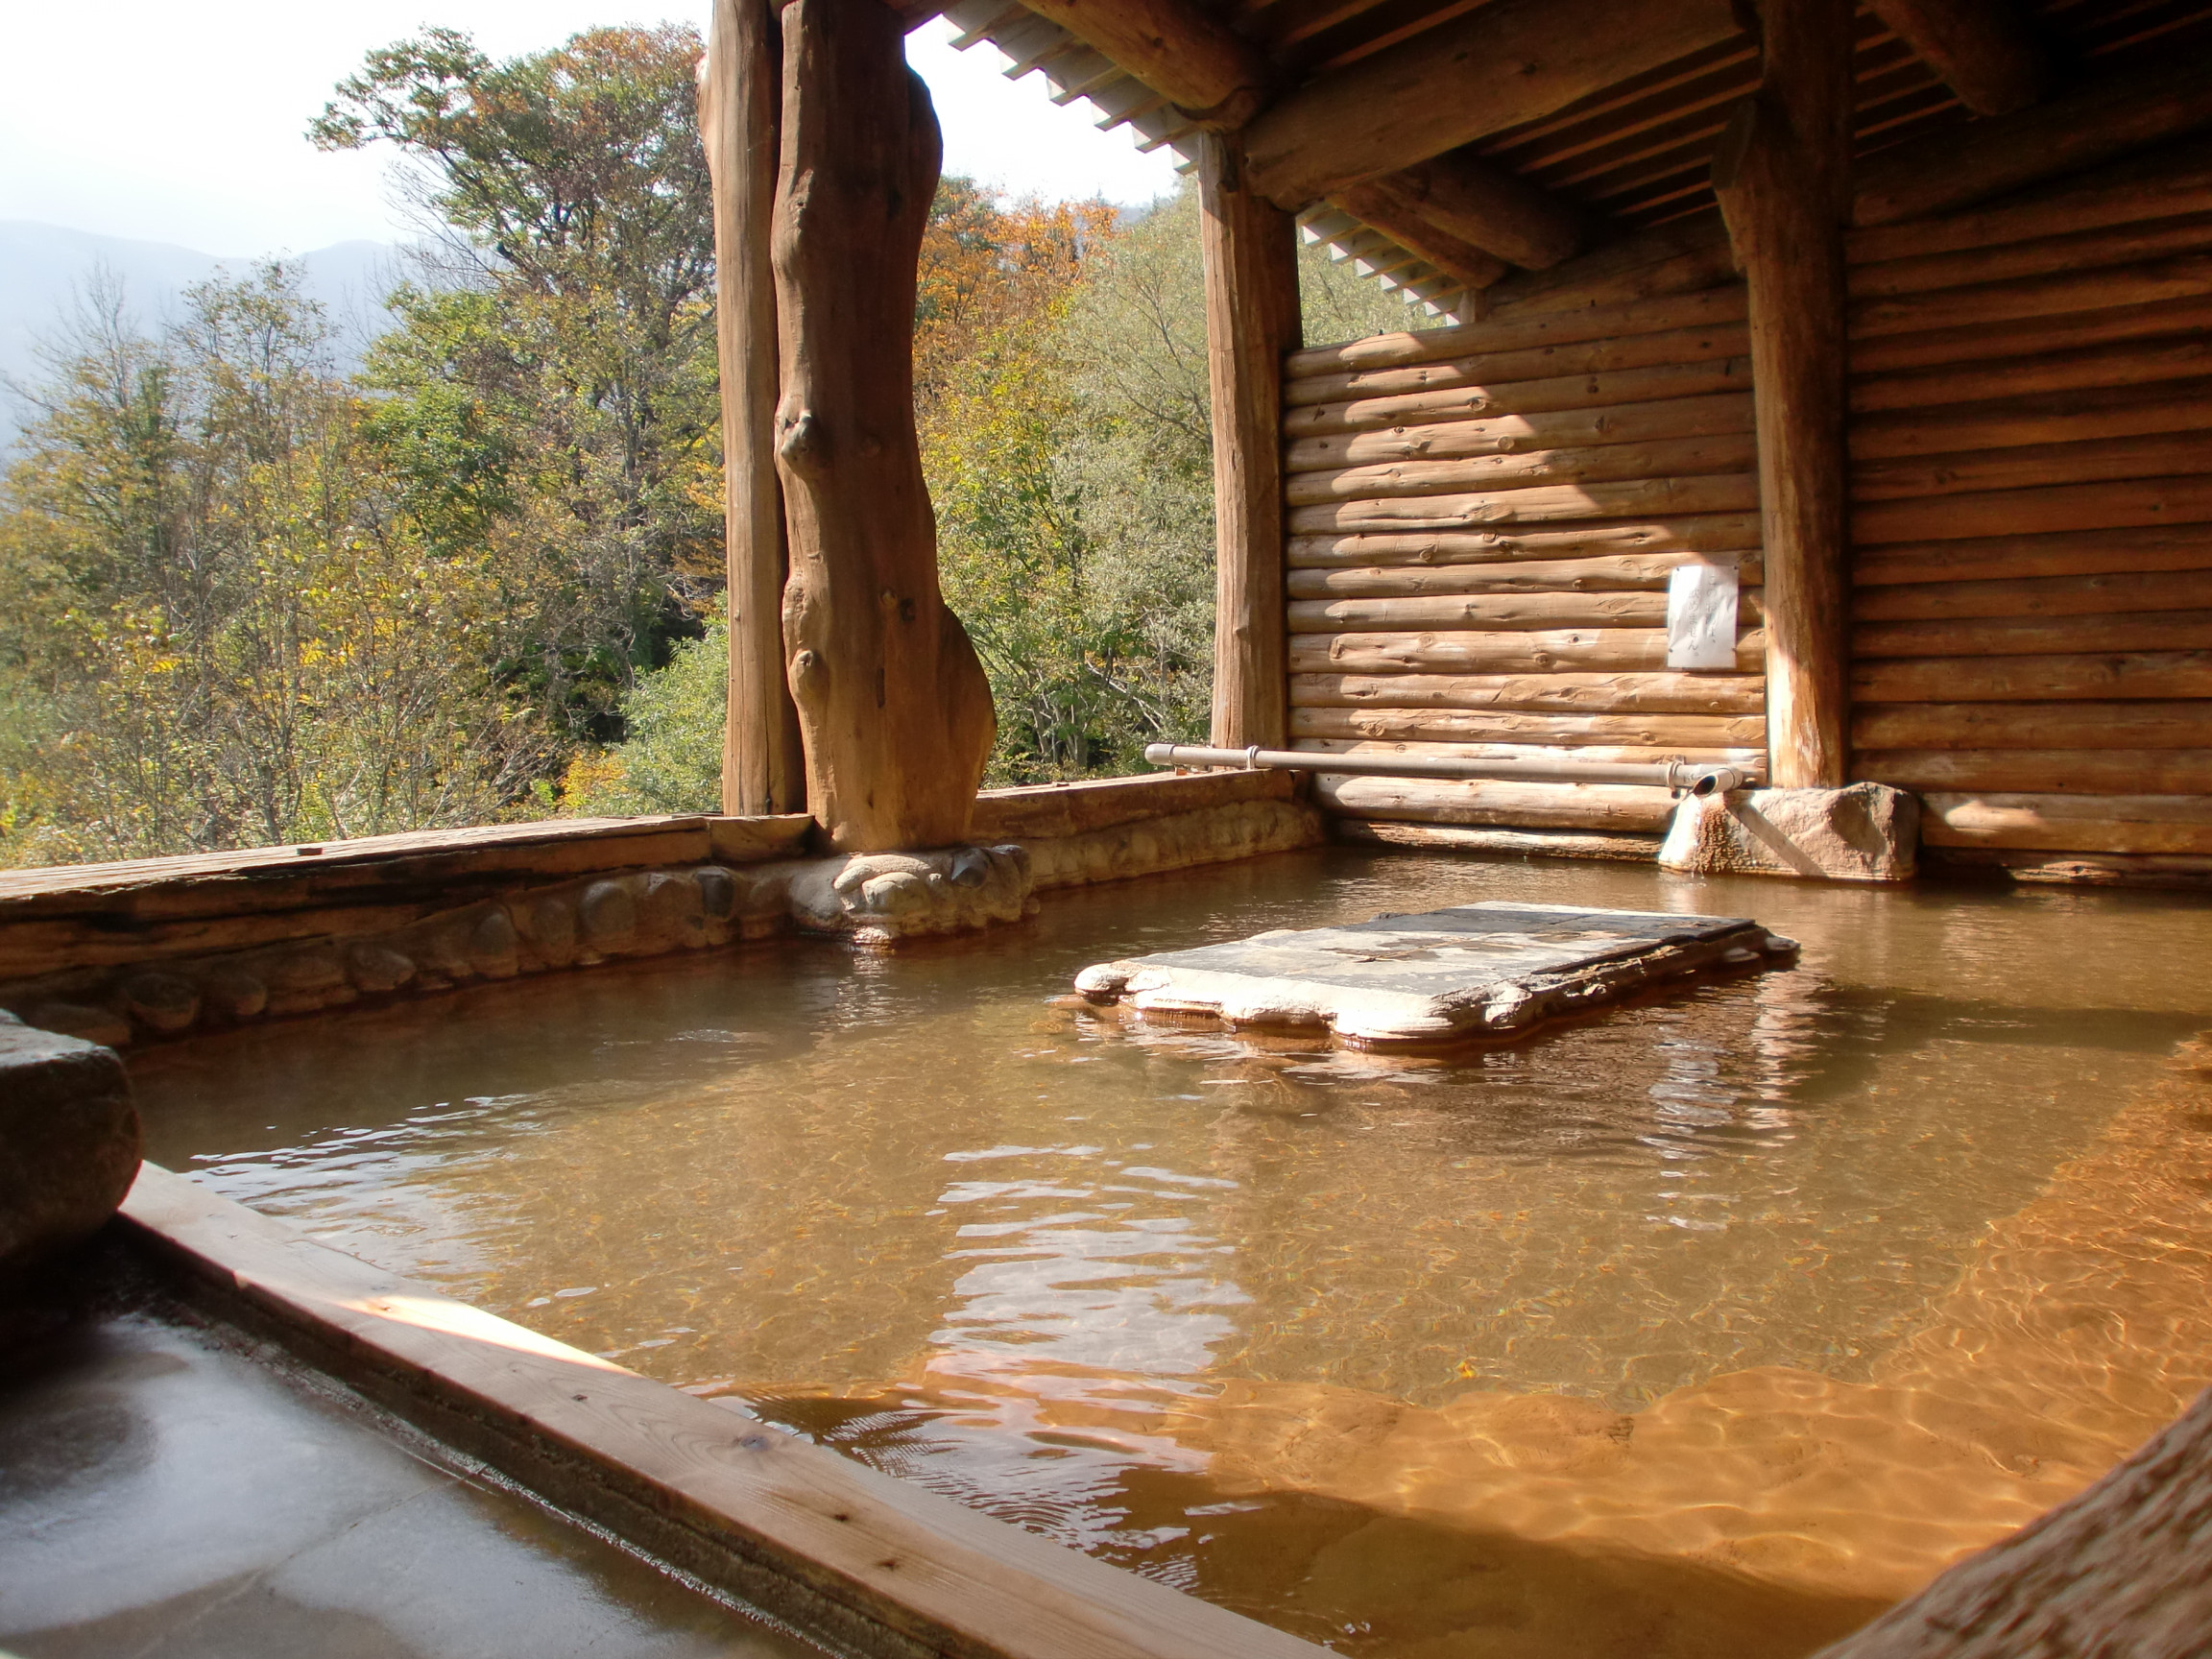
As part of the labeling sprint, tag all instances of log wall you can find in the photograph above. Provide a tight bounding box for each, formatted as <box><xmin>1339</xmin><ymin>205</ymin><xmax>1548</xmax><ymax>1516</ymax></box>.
<box><xmin>1845</xmin><ymin>139</ymin><xmax>2212</xmax><ymax>870</ymax></box>
<box><xmin>1279</xmin><ymin>257</ymin><xmax>1765</xmax><ymax>846</ymax></box>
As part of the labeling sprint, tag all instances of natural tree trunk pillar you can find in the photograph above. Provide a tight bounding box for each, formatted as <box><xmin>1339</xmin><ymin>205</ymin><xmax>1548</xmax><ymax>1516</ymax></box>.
<box><xmin>770</xmin><ymin>0</ymin><xmax>995</xmax><ymax>853</ymax></box>
<box><xmin>1199</xmin><ymin>131</ymin><xmax>1302</xmax><ymax>751</ymax></box>
<box><xmin>1715</xmin><ymin>0</ymin><xmax>1855</xmax><ymax>788</ymax></box>
<box><xmin>702</xmin><ymin>0</ymin><xmax>805</xmax><ymax>818</ymax></box>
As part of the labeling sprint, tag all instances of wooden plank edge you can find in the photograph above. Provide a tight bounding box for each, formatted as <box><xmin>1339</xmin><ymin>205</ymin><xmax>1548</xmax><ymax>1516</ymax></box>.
<box><xmin>115</xmin><ymin>1165</ymin><xmax>1328</xmax><ymax>1659</ymax></box>
<box><xmin>1330</xmin><ymin>819</ymin><xmax>1662</xmax><ymax>863</ymax></box>
<box><xmin>971</xmin><ymin>768</ymin><xmax>1297</xmax><ymax>842</ymax></box>
<box><xmin>0</xmin><ymin>816</ymin><xmax>820</xmax><ymax>910</ymax></box>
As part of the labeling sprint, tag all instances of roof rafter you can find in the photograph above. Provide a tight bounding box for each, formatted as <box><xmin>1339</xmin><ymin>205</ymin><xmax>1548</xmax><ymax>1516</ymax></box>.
<box><xmin>1863</xmin><ymin>0</ymin><xmax>2047</xmax><ymax>116</ymax></box>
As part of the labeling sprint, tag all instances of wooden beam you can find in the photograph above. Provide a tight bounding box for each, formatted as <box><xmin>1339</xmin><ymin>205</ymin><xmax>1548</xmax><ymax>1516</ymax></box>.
<box><xmin>1714</xmin><ymin>0</ymin><xmax>1854</xmax><ymax>789</ymax></box>
<box><xmin>1854</xmin><ymin>57</ymin><xmax>2212</xmax><ymax>227</ymax></box>
<box><xmin>1379</xmin><ymin>154</ymin><xmax>1590</xmax><ymax>271</ymax></box>
<box><xmin>1326</xmin><ymin>181</ymin><xmax>1510</xmax><ymax>294</ymax></box>
<box><xmin>703</xmin><ymin>0</ymin><xmax>805</xmax><ymax>818</ymax></box>
<box><xmin>1199</xmin><ymin>131</ymin><xmax>1302</xmax><ymax>751</ymax></box>
<box><xmin>1863</xmin><ymin>0</ymin><xmax>2045</xmax><ymax>117</ymax></box>
<box><xmin>773</xmin><ymin>0</ymin><xmax>996</xmax><ymax>852</ymax></box>
<box><xmin>1011</xmin><ymin>0</ymin><xmax>1269</xmax><ymax>127</ymax></box>
<box><xmin>1244</xmin><ymin>0</ymin><xmax>1740</xmax><ymax>208</ymax></box>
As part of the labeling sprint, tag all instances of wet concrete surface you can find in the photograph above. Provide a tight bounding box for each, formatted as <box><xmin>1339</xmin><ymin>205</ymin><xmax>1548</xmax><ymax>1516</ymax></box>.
<box><xmin>0</xmin><ymin>1292</ymin><xmax>819</xmax><ymax>1659</ymax></box>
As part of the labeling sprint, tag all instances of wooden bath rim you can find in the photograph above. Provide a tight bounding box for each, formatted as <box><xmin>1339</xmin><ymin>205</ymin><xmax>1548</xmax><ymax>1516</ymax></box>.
<box><xmin>116</xmin><ymin>1163</ymin><xmax>1327</xmax><ymax>1659</ymax></box>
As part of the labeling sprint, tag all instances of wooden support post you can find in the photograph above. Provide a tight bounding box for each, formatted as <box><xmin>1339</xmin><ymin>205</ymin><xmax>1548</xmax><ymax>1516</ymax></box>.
<box><xmin>772</xmin><ymin>0</ymin><xmax>996</xmax><ymax>852</ymax></box>
<box><xmin>1199</xmin><ymin>132</ymin><xmax>1301</xmax><ymax>752</ymax></box>
<box><xmin>1714</xmin><ymin>0</ymin><xmax>1855</xmax><ymax>789</ymax></box>
<box><xmin>703</xmin><ymin>0</ymin><xmax>805</xmax><ymax>817</ymax></box>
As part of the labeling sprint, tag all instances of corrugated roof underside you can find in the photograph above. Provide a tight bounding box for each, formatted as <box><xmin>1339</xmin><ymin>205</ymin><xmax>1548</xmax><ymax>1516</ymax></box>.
<box><xmin>938</xmin><ymin>0</ymin><xmax>2212</xmax><ymax>325</ymax></box>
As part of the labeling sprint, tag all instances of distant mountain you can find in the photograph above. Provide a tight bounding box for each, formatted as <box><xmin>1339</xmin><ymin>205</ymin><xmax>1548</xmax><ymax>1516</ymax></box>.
<box><xmin>0</xmin><ymin>222</ymin><xmax>409</xmax><ymax>448</ymax></box>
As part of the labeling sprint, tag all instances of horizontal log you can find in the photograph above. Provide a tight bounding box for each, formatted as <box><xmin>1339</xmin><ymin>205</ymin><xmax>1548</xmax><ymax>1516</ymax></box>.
<box><xmin>1854</xmin><ymin>701</ymin><xmax>2212</xmax><ymax>750</ymax></box>
<box><xmin>1853</xmin><ymin>609</ymin><xmax>2212</xmax><ymax>660</ymax></box>
<box><xmin>1845</xmin><ymin>135</ymin><xmax>2212</xmax><ymax>265</ymax></box>
<box><xmin>1287</xmin><ymin>552</ymin><xmax>1762</xmax><ymax>598</ymax></box>
<box><xmin>1852</xmin><ymin>334</ymin><xmax>2212</xmax><ymax>416</ymax></box>
<box><xmin>1850</xmin><ymin>379</ymin><xmax>2212</xmax><ymax>460</ymax></box>
<box><xmin>1312</xmin><ymin>773</ymin><xmax>1683</xmax><ymax>832</ymax></box>
<box><xmin>1327</xmin><ymin>182</ymin><xmax>1511</xmax><ymax>293</ymax></box>
<box><xmin>1859</xmin><ymin>749</ymin><xmax>2212</xmax><ymax>794</ymax></box>
<box><xmin>1850</xmin><ymin>254</ymin><xmax>2212</xmax><ymax>342</ymax></box>
<box><xmin>968</xmin><ymin>768</ymin><xmax>1296</xmax><ymax>841</ymax></box>
<box><xmin>1917</xmin><ymin>789</ymin><xmax>2212</xmax><ymax>854</ymax></box>
<box><xmin>1849</xmin><ymin>294</ymin><xmax>2212</xmax><ymax>376</ymax></box>
<box><xmin>1290</xmin><ymin>670</ymin><xmax>1767</xmax><ymax>715</ymax></box>
<box><xmin>1853</xmin><ymin>567</ymin><xmax>2212</xmax><ymax>622</ymax></box>
<box><xmin>1852</xmin><ymin>651</ymin><xmax>2212</xmax><ymax>702</ymax></box>
<box><xmin>1852</xmin><ymin>432</ymin><xmax>2212</xmax><ymax>504</ymax></box>
<box><xmin>1855</xmin><ymin>521</ymin><xmax>2212</xmax><ymax>586</ymax></box>
<box><xmin>1852</xmin><ymin>474</ymin><xmax>2212</xmax><ymax>545</ymax></box>
<box><xmin>1290</xmin><ymin>474</ymin><xmax>1761</xmax><ymax>536</ymax></box>
<box><xmin>1285</xmin><ymin>356</ymin><xmax>1753</xmax><ymax>441</ymax></box>
<box><xmin>1851</xmin><ymin>57</ymin><xmax>2212</xmax><ymax>228</ymax></box>
<box><xmin>1291</xmin><ymin>591</ymin><xmax>1662</xmax><ymax>635</ymax></box>
<box><xmin>1288</xmin><ymin>515</ymin><xmax>1763</xmax><ymax>568</ymax></box>
<box><xmin>1288</xmin><ymin>588</ymin><xmax>1767</xmax><ymax>634</ymax></box>
<box><xmin>1284</xmin><ymin>391</ymin><xmax>1754</xmax><ymax>473</ymax></box>
<box><xmin>1287</xmin><ymin>286</ymin><xmax>1745</xmax><ymax>379</ymax></box>
<box><xmin>1293</xmin><ymin>706</ymin><xmax>1767</xmax><ymax>746</ymax></box>
<box><xmin>1293</xmin><ymin>626</ymin><xmax>1766</xmax><ymax>675</ymax></box>
<box><xmin>1484</xmin><ymin>220</ymin><xmax>1740</xmax><ymax>323</ymax></box>
<box><xmin>1286</xmin><ymin>432</ymin><xmax>1758</xmax><ymax>507</ymax></box>
<box><xmin>1848</xmin><ymin>212</ymin><xmax>2212</xmax><ymax>301</ymax></box>
<box><xmin>1291</xmin><ymin>737</ymin><xmax>1765</xmax><ymax>772</ymax></box>
<box><xmin>1373</xmin><ymin>154</ymin><xmax>1589</xmax><ymax>272</ymax></box>
<box><xmin>1330</xmin><ymin>818</ymin><xmax>1661</xmax><ymax>861</ymax></box>
<box><xmin>1286</xmin><ymin>321</ymin><xmax>1753</xmax><ymax>409</ymax></box>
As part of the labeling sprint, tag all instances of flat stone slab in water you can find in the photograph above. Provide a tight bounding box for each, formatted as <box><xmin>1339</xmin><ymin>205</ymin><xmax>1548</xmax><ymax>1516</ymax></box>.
<box><xmin>1073</xmin><ymin>901</ymin><xmax>1796</xmax><ymax>1047</ymax></box>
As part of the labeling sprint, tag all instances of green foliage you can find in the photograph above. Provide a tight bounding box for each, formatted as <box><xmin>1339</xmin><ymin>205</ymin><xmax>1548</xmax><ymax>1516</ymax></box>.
<box><xmin>922</xmin><ymin>185</ymin><xmax>1209</xmax><ymax>784</ymax></box>
<box><xmin>1300</xmin><ymin>218</ymin><xmax>1449</xmax><ymax>347</ymax></box>
<box><xmin>923</xmin><ymin>180</ymin><xmax>1437</xmax><ymax>786</ymax></box>
<box><xmin>0</xmin><ymin>30</ymin><xmax>1453</xmax><ymax>864</ymax></box>
<box><xmin>321</xmin><ymin>24</ymin><xmax>724</xmax><ymax>737</ymax></box>
<box><xmin>0</xmin><ymin>267</ymin><xmax>549</xmax><ymax>866</ymax></box>
<box><xmin>558</xmin><ymin>620</ymin><xmax>728</xmax><ymax>816</ymax></box>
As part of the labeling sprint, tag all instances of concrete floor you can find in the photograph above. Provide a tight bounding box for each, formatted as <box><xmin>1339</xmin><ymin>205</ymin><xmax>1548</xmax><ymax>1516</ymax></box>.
<box><xmin>0</xmin><ymin>1301</ymin><xmax>822</xmax><ymax>1659</ymax></box>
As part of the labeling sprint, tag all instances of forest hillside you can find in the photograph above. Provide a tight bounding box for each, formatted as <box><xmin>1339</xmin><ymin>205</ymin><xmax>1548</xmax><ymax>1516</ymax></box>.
<box><xmin>0</xmin><ymin>24</ymin><xmax>1423</xmax><ymax>867</ymax></box>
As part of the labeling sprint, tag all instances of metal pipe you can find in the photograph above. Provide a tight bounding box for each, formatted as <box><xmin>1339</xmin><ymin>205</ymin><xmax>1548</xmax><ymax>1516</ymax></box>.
<box><xmin>1142</xmin><ymin>742</ymin><xmax>1746</xmax><ymax>797</ymax></box>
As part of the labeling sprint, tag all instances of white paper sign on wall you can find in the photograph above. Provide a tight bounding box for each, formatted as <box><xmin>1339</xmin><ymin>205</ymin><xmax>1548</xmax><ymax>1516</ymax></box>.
<box><xmin>1667</xmin><ymin>563</ymin><xmax>1741</xmax><ymax>671</ymax></box>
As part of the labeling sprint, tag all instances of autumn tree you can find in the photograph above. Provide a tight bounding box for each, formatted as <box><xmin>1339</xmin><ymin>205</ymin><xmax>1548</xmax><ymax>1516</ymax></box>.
<box><xmin>313</xmin><ymin>24</ymin><xmax>723</xmax><ymax>737</ymax></box>
<box><xmin>0</xmin><ymin>267</ymin><xmax>547</xmax><ymax>864</ymax></box>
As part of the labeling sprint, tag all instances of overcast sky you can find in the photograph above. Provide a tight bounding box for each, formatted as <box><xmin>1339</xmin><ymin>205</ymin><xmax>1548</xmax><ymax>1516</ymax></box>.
<box><xmin>0</xmin><ymin>2</ymin><xmax>1183</xmax><ymax>256</ymax></box>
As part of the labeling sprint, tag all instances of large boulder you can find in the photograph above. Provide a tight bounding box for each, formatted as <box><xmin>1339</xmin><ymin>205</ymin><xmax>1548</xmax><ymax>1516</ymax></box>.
<box><xmin>1659</xmin><ymin>783</ymin><xmax>1919</xmax><ymax>882</ymax></box>
<box><xmin>0</xmin><ymin>1014</ymin><xmax>141</xmax><ymax>1277</ymax></box>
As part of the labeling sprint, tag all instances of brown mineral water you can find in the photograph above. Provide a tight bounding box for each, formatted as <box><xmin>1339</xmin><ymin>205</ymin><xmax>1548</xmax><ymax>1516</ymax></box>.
<box><xmin>128</xmin><ymin>848</ymin><xmax>2212</xmax><ymax>1659</ymax></box>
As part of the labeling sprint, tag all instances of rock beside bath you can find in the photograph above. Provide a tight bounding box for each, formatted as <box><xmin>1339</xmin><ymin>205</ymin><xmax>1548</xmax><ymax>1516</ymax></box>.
<box><xmin>780</xmin><ymin>844</ymin><xmax>1036</xmax><ymax>945</ymax></box>
<box><xmin>1660</xmin><ymin>784</ymin><xmax>1918</xmax><ymax>882</ymax></box>
<box><xmin>0</xmin><ymin>1013</ymin><xmax>141</xmax><ymax>1276</ymax></box>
